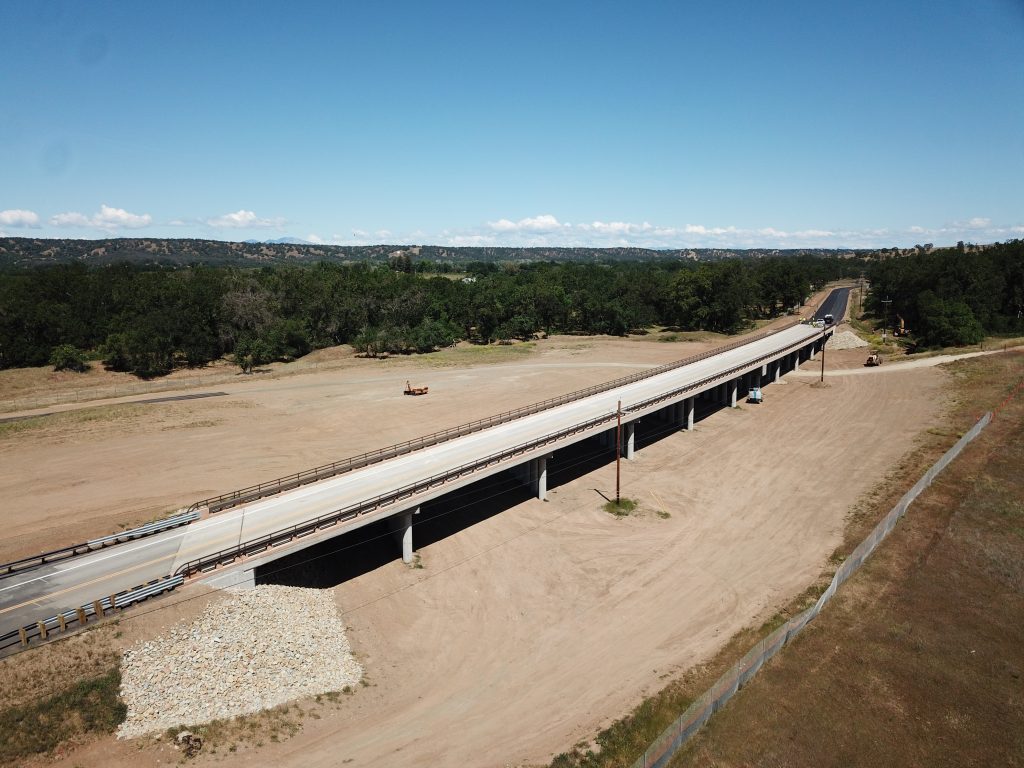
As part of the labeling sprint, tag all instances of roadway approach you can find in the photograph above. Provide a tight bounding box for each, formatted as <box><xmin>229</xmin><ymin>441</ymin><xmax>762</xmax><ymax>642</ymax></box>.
<box><xmin>0</xmin><ymin>314</ymin><xmax>836</xmax><ymax>643</ymax></box>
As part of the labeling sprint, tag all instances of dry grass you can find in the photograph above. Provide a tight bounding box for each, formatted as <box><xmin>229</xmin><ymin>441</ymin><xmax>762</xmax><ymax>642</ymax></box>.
<box><xmin>0</xmin><ymin>625</ymin><xmax>122</xmax><ymax>711</ymax></box>
<box><xmin>0</xmin><ymin>401</ymin><xmax>240</xmax><ymax>443</ymax></box>
<box><xmin>0</xmin><ymin>667</ymin><xmax>125</xmax><ymax>763</ymax></box>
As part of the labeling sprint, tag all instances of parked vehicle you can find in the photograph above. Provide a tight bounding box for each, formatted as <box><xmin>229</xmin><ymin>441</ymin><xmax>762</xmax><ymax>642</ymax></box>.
<box><xmin>864</xmin><ymin>352</ymin><xmax>881</xmax><ymax>367</ymax></box>
<box><xmin>747</xmin><ymin>386</ymin><xmax>763</xmax><ymax>404</ymax></box>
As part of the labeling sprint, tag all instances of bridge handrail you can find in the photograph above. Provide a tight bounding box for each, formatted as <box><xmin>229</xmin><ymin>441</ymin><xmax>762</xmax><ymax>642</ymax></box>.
<box><xmin>188</xmin><ymin>321</ymin><xmax>801</xmax><ymax>515</ymax></box>
<box><xmin>174</xmin><ymin>327</ymin><xmax>824</xmax><ymax>578</ymax></box>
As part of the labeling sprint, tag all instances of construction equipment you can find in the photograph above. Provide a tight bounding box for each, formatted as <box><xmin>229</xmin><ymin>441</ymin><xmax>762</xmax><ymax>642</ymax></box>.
<box><xmin>747</xmin><ymin>386</ymin><xmax>763</xmax><ymax>404</ymax></box>
<box><xmin>864</xmin><ymin>352</ymin><xmax>881</xmax><ymax>367</ymax></box>
<box><xmin>404</xmin><ymin>380</ymin><xmax>429</xmax><ymax>396</ymax></box>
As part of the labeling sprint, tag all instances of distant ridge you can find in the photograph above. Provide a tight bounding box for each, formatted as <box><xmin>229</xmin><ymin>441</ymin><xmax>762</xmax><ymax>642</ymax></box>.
<box><xmin>0</xmin><ymin>236</ymin><xmax>863</xmax><ymax>269</ymax></box>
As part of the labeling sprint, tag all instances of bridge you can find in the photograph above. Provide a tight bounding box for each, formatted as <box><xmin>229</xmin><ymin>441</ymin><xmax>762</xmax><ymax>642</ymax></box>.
<box><xmin>0</xmin><ymin>303</ymin><xmax>841</xmax><ymax>648</ymax></box>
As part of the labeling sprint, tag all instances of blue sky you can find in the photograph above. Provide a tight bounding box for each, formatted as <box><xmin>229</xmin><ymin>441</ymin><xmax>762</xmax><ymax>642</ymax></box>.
<box><xmin>2</xmin><ymin>0</ymin><xmax>1023</xmax><ymax>248</ymax></box>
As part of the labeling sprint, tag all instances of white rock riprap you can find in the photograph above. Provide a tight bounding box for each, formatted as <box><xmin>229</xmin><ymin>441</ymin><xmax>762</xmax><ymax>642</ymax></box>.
<box><xmin>117</xmin><ymin>585</ymin><xmax>362</xmax><ymax>739</ymax></box>
<box><xmin>827</xmin><ymin>330</ymin><xmax>870</xmax><ymax>350</ymax></box>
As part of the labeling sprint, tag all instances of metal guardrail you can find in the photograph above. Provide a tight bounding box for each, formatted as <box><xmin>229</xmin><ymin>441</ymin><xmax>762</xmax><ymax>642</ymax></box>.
<box><xmin>188</xmin><ymin>321</ymin><xmax>802</xmax><ymax>515</ymax></box>
<box><xmin>0</xmin><ymin>575</ymin><xmax>184</xmax><ymax>651</ymax></box>
<box><xmin>174</xmin><ymin>327</ymin><xmax>826</xmax><ymax>579</ymax></box>
<box><xmin>0</xmin><ymin>511</ymin><xmax>199</xmax><ymax>579</ymax></box>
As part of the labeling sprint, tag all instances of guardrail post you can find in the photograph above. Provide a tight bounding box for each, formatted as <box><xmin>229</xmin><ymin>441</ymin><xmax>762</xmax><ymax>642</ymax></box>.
<box><xmin>93</xmin><ymin>599</ymin><xmax>103</xmax><ymax>619</ymax></box>
<box><xmin>77</xmin><ymin>607</ymin><xmax>87</xmax><ymax>625</ymax></box>
<box><xmin>58</xmin><ymin>614</ymin><xmax>66</xmax><ymax>632</ymax></box>
<box><xmin>110</xmin><ymin>594</ymin><xmax>117</xmax><ymax>611</ymax></box>
<box><xmin>37</xmin><ymin>620</ymin><xmax>47</xmax><ymax>641</ymax></box>
<box><xmin>19</xmin><ymin>627</ymin><xmax>27</xmax><ymax>646</ymax></box>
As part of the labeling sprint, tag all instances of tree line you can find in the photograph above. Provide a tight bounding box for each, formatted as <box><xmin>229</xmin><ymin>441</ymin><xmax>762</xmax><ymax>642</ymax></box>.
<box><xmin>0</xmin><ymin>256</ymin><xmax>860</xmax><ymax>377</ymax></box>
<box><xmin>866</xmin><ymin>239</ymin><xmax>1024</xmax><ymax>346</ymax></box>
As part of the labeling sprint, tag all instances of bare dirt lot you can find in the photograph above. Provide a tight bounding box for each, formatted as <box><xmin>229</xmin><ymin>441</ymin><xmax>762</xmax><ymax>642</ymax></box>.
<box><xmin>1</xmin><ymin>298</ymin><xmax>958</xmax><ymax>767</ymax></box>
<box><xmin>670</xmin><ymin>351</ymin><xmax>1024</xmax><ymax>768</ymax></box>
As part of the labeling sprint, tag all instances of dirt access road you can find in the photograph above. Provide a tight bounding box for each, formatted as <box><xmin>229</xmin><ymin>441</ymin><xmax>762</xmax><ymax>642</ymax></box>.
<box><xmin>4</xmin><ymin>341</ymin><xmax>953</xmax><ymax>763</ymax></box>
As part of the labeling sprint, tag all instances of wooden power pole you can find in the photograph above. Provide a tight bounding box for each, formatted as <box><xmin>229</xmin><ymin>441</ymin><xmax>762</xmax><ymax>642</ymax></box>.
<box><xmin>615</xmin><ymin>400</ymin><xmax>622</xmax><ymax>504</ymax></box>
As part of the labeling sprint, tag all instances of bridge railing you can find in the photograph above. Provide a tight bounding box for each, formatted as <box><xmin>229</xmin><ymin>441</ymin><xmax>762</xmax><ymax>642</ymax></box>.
<box><xmin>0</xmin><ymin>511</ymin><xmax>199</xmax><ymax>579</ymax></box>
<box><xmin>188</xmin><ymin>321</ymin><xmax>801</xmax><ymax>515</ymax></box>
<box><xmin>0</xmin><ymin>575</ymin><xmax>183</xmax><ymax>652</ymax></box>
<box><xmin>175</xmin><ymin>327</ymin><xmax>825</xmax><ymax>578</ymax></box>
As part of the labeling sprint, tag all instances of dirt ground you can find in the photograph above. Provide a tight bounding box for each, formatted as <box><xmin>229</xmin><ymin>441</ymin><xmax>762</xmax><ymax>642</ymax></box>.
<box><xmin>2</xmin><ymin>287</ymin><xmax>959</xmax><ymax>767</ymax></box>
<box><xmin>670</xmin><ymin>351</ymin><xmax>1024</xmax><ymax>767</ymax></box>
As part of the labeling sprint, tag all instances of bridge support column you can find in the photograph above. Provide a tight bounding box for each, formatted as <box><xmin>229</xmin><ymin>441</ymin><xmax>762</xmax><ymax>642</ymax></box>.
<box><xmin>684</xmin><ymin>397</ymin><xmax>694</xmax><ymax>430</ymax></box>
<box><xmin>773</xmin><ymin>359</ymin><xmax>782</xmax><ymax>382</ymax></box>
<box><xmin>728</xmin><ymin>378</ymin><xmax>738</xmax><ymax>408</ymax></box>
<box><xmin>533</xmin><ymin>455</ymin><xmax>550</xmax><ymax>501</ymax></box>
<box><xmin>390</xmin><ymin>508</ymin><xmax>417</xmax><ymax>564</ymax></box>
<box><xmin>808</xmin><ymin>342</ymin><xmax>816</xmax><ymax>360</ymax></box>
<box><xmin>623</xmin><ymin>421</ymin><xmax>636</xmax><ymax>460</ymax></box>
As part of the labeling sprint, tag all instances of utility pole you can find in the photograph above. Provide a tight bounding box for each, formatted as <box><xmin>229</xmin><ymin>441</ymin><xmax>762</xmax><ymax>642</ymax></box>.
<box><xmin>820</xmin><ymin>334</ymin><xmax>827</xmax><ymax>383</ymax></box>
<box><xmin>881</xmin><ymin>296</ymin><xmax>892</xmax><ymax>341</ymax></box>
<box><xmin>615</xmin><ymin>400</ymin><xmax>622</xmax><ymax>504</ymax></box>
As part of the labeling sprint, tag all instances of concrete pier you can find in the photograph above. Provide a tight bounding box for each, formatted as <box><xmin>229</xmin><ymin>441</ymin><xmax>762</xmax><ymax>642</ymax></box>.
<box><xmin>534</xmin><ymin>455</ymin><xmax>550</xmax><ymax>501</ymax></box>
<box><xmin>389</xmin><ymin>508</ymin><xmax>417</xmax><ymax>564</ymax></box>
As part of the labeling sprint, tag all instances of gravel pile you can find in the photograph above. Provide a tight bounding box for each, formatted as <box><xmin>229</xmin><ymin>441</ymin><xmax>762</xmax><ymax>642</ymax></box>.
<box><xmin>117</xmin><ymin>585</ymin><xmax>362</xmax><ymax>739</ymax></box>
<box><xmin>828</xmin><ymin>330</ymin><xmax>870</xmax><ymax>350</ymax></box>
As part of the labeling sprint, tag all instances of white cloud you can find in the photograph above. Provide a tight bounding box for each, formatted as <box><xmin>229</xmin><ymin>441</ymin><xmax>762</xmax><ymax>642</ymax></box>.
<box><xmin>50</xmin><ymin>211</ymin><xmax>92</xmax><ymax>227</ymax></box>
<box><xmin>205</xmin><ymin>209</ymin><xmax>285</xmax><ymax>229</ymax></box>
<box><xmin>0</xmin><ymin>209</ymin><xmax>40</xmax><ymax>227</ymax></box>
<box><xmin>375</xmin><ymin>229</ymin><xmax>393</xmax><ymax>239</ymax></box>
<box><xmin>487</xmin><ymin>214</ymin><xmax>568</xmax><ymax>233</ymax></box>
<box><xmin>94</xmin><ymin>204</ymin><xmax>151</xmax><ymax>228</ymax></box>
<box><xmin>305</xmin><ymin>233</ymin><xmax>325</xmax><ymax>244</ymax></box>
<box><xmin>49</xmin><ymin>204</ymin><xmax>152</xmax><ymax>231</ymax></box>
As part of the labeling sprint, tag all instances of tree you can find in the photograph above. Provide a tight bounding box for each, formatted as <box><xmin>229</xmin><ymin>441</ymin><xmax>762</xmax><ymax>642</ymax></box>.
<box><xmin>234</xmin><ymin>336</ymin><xmax>272</xmax><ymax>373</ymax></box>
<box><xmin>49</xmin><ymin>344</ymin><xmax>88</xmax><ymax>372</ymax></box>
<box><xmin>915</xmin><ymin>291</ymin><xmax>984</xmax><ymax>347</ymax></box>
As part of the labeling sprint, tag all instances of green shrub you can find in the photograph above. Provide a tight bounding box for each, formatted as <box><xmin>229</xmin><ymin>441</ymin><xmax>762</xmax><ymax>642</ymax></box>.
<box><xmin>49</xmin><ymin>344</ymin><xmax>89</xmax><ymax>372</ymax></box>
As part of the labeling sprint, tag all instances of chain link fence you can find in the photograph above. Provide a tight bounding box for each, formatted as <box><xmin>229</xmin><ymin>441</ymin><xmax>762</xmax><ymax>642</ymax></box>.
<box><xmin>631</xmin><ymin>411</ymin><xmax>993</xmax><ymax>768</ymax></box>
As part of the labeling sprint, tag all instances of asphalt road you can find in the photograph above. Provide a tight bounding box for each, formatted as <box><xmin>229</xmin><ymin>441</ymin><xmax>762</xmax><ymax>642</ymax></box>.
<box><xmin>813</xmin><ymin>287</ymin><xmax>851</xmax><ymax>323</ymax></box>
<box><xmin>0</xmin><ymin>322</ymin><xmax>824</xmax><ymax>637</ymax></box>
